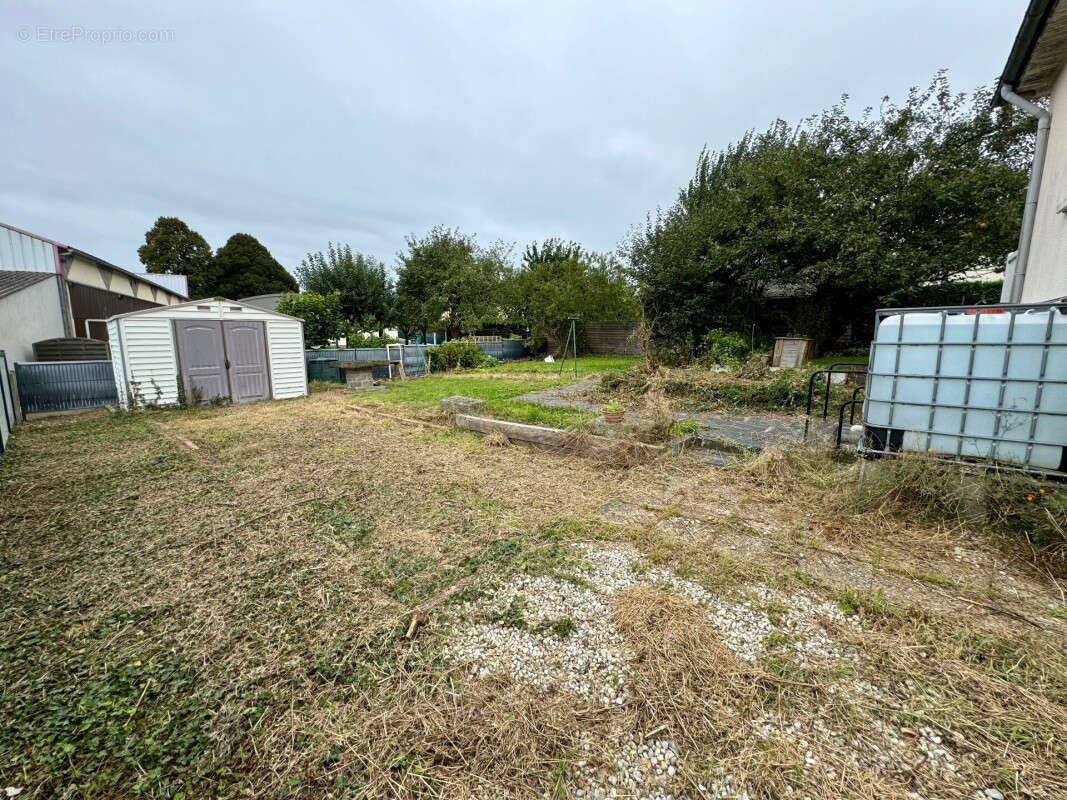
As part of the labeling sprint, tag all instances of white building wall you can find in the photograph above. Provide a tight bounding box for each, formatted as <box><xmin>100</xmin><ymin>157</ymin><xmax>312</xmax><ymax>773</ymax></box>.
<box><xmin>120</xmin><ymin>317</ymin><xmax>180</xmax><ymax>407</ymax></box>
<box><xmin>0</xmin><ymin>276</ymin><xmax>67</xmax><ymax>362</ymax></box>
<box><xmin>266</xmin><ymin>320</ymin><xmax>307</xmax><ymax>399</ymax></box>
<box><xmin>1022</xmin><ymin>63</ymin><xmax>1067</xmax><ymax>302</ymax></box>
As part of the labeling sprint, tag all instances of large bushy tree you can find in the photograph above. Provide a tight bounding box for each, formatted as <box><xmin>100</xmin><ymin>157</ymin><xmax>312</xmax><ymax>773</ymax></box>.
<box><xmin>296</xmin><ymin>243</ymin><xmax>394</xmax><ymax>332</ymax></box>
<box><xmin>276</xmin><ymin>291</ymin><xmax>347</xmax><ymax>347</ymax></box>
<box><xmin>502</xmin><ymin>238</ymin><xmax>638</xmax><ymax>349</ymax></box>
<box><xmin>212</xmin><ymin>234</ymin><xmax>298</xmax><ymax>299</ymax></box>
<box><xmin>624</xmin><ymin>73</ymin><xmax>1035</xmax><ymax>353</ymax></box>
<box><xmin>395</xmin><ymin>226</ymin><xmax>509</xmax><ymax>338</ymax></box>
<box><xmin>137</xmin><ymin>216</ymin><xmax>217</xmax><ymax>298</ymax></box>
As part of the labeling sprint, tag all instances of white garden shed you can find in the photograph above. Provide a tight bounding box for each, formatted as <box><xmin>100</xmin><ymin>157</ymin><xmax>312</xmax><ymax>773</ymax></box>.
<box><xmin>106</xmin><ymin>298</ymin><xmax>307</xmax><ymax>409</ymax></box>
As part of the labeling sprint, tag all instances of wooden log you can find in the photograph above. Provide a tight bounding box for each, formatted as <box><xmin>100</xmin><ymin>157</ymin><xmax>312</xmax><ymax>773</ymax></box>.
<box><xmin>454</xmin><ymin>414</ymin><xmax>663</xmax><ymax>464</ymax></box>
<box><xmin>345</xmin><ymin>404</ymin><xmax>450</xmax><ymax>431</ymax></box>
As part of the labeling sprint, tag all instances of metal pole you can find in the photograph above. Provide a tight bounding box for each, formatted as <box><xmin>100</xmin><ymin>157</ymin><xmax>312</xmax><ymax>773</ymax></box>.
<box><xmin>571</xmin><ymin>318</ymin><xmax>578</xmax><ymax>378</ymax></box>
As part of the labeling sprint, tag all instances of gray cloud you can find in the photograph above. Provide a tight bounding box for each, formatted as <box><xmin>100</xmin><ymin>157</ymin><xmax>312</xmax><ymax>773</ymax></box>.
<box><xmin>1</xmin><ymin>0</ymin><xmax>1021</xmax><ymax>276</ymax></box>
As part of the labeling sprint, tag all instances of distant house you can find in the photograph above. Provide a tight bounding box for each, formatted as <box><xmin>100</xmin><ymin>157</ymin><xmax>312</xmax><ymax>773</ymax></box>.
<box><xmin>239</xmin><ymin>293</ymin><xmax>285</xmax><ymax>312</ymax></box>
<box><xmin>997</xmin><ymin>0</ymin><xmax>1067</xmax><ymax>302</ymax></box>
<box><xmin>0</xmin><ymin>221</ymin><xmax>188</xmax><ymax>362</ymax></box>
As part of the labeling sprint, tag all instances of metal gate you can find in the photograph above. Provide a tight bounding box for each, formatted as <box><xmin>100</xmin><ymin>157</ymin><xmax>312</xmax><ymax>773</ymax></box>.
<box><xmin>14</xmin><ymin>360</ymin><xmax>118</xmax><ymax>415</ymax></box>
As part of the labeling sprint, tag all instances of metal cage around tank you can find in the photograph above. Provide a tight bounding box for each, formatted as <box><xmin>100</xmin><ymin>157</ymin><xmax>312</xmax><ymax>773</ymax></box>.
<box><xmin>859</xmin><ymin>302</ymin><xmax>1067</xmax><ymax>476</ymax></box>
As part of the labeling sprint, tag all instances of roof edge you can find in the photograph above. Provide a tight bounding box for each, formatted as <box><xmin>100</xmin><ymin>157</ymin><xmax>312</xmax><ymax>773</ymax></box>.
<box><xmin>64</xmin><ymin>247</ymin><xmax>189</xmax><ymax>300</ymax></box>
<box><xmin>995</xmin><ymin>0</ymin><xmax>1059</xmax><ymax>106</ymax></box>
<box><xmin>105</xmin><ymin>296</ymin><xmax>305</xmax><ymax>324</ymax></box>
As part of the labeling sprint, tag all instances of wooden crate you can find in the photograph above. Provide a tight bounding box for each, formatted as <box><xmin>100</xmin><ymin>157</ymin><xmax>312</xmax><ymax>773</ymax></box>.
<box><xmin>772</xmin><ymin>337</ymin><xmax>814</xmax><ymax>368</ymax></box>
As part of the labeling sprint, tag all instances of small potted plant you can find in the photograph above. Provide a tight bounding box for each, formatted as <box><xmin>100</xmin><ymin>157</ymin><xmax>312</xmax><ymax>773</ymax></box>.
<box><xmin>603</xmin><ymin>399</ymin><xmax>625</xmax><ymax>424</ymax></box>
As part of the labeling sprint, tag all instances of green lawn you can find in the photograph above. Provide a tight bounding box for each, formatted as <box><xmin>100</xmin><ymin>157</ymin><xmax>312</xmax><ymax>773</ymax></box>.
<box><xmin>356</xmin><ymin>356</ymin><xmax>634</xmax><ymax>428</ymax></box>
<box><xmin>808</xmin><ymin>353</ymin><xmax>869</xmax><ymax>368</ymax></box>
<box><xmin>493</xmin><ymin>355</ymin><xmax>642</xmax><ymax>374</ymax></box>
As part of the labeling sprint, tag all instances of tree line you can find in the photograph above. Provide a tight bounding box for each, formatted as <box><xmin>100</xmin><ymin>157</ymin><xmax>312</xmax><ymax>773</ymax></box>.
<box><xmin>139</xmin><ymin>72</ymin><xmax>1034</xmax><ymax>357</ymax></box>
<box><xmin>137</xmin><ymin>219</ymin><xmax>297</xmax><ymax>299</ymax></box>
<box><xmin>137</xmin><ymin>218</ymin><xmax>638</xmax><ymax>348</ymax></box>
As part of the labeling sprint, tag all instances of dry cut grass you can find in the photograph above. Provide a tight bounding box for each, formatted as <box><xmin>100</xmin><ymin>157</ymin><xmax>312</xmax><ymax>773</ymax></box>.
<box><xmin>1</xmin><ymin>394</ymin><xmax>1065</xmax><ymax>800</ymax></box>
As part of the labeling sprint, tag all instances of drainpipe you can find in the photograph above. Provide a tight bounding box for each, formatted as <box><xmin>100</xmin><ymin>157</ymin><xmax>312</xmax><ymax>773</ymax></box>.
<box><xmin>1000</xmin><ymin>84</ymin><xmax>1052</xmax><ymax>303</ymax></box>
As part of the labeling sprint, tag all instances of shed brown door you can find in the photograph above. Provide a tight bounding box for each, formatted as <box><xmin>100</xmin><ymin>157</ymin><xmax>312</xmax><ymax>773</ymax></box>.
<box><xmin>223</xmin><ymin>321</ymin><xmax>270</xmax><ymax>403</ymax></box>
<box><xmin>175</xmin><ymin>320</ymin><xmax>228</xmax><ymax>404</ymax></box>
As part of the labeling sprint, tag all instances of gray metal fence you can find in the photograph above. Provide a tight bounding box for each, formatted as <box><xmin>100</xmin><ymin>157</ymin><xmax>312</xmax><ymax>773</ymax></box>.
<box><xmin>0</xmin><ymin>351</ymin><xmax>14</xmax><ymax>453</ymax></box>
<box><xmin>306</xmin><ymin>345</ymin><xmax>429</xmax><ymax>383</ymax></box>
<box><xmin>476</xmin><ymin>340</ymin><xmax>525</xmax><ymax>360</ymax></box>
<box><xmin>304</xmin><ymin>340</ymin><xmax>522</xmax><ymax>384</ymax></box>
<box><xmin>14</xmin><ymin>360</ymin><xmax>118</xmax><ymax>415</ymax></box>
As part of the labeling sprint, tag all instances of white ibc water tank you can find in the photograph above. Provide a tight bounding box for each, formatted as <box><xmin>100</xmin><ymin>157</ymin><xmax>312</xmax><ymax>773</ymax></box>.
<box><xmin>864</xmin><ymin>307</ymin><xmax>1067</xmax><ymax>472</ymax></box>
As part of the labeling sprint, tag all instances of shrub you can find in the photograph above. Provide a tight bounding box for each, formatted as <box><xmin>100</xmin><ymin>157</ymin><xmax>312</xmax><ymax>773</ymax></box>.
<box><xmin>479</xmin><ymin>355</ymin><xmax>500</xmax><ymax>369</ymax></box>
<box><xmin>348</xmin><ymin>332</ymin><xmax>399</xmax><ymax>348</ymax></box>
<box><xmin>428</xmin><ymin>340</ymin><xmax>484</xmax><ymax>372</ymax></box>
<box><xmin>735</xmin><ymin>352</ymin><xmax>771</xmax><ymax>379</ymax></box>
<box><xmin>699</xmin><ymin>328</ymin><xmax>751</xmax><ymax>366</ymax></box>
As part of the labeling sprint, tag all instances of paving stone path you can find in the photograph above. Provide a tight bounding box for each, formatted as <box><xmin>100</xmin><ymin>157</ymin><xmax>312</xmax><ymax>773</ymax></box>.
<box><xmin>516</xmin><ymin>380</ymin><xmax>840</xmax><ymax>455</ymax></box>
<box><xmin>514</xmin><ymin>377</ymin><xmax>601</xmax><ymax>410</ymax></box>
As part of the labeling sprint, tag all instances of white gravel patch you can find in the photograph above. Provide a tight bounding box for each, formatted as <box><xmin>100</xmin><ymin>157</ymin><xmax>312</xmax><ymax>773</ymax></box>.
<box><xmin>446</xmin><ymin>543</ymin><xmax>858</xmax><ymax>703</ymax></box>
<box><xmin>444</xmin><ymin>571</ymin><xmax>633</xmax><ymax>704</ymax></box>
<box><xmin>444</xmin><ymin>543</ymin><xmax>970</xmax><ymax>799</ymax></box>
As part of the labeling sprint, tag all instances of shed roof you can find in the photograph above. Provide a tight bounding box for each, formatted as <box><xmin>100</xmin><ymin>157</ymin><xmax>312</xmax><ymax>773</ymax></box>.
<box><xmin>105</xmin><ymin>296</ymin><xmax>303</xmax><ymax>323</ymax></box>
<box><xmin>995</xmin><ymin>0</ymin><xmax>1066</xmax><ymax>104</ymax></box>
<box><xmin>238</xmin><ymin>293</ymin><xmax>284</xmax><ymax>311</ymax></box>
<box><xmin>0</xmin><ymin>269</ymin><xmax>54</xmax><ymax>301</ymax></box>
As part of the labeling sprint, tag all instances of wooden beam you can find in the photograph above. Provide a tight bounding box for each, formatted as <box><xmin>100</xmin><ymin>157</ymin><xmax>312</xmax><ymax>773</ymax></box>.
<box><xmin>345</xmin><ymin>404</ymin><xmax>450</xmax><ymax>431</ymax></box>
<box><xmin>454</xmin><ymin>414</ymin><xmax>663</xmax><ymax>464</ymax></box>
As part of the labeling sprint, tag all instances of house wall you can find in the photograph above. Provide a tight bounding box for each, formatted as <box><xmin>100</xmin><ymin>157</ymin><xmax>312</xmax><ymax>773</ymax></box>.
<box><xmin>68</xmin><ymin>282</ymin><xmax>158</xmax><ymax>340</ymax></box>
<box><xmin>1022</xmin><ymin>63</ymin><xmax>1067</xmax><ymax>302</ymax></box>
<box><xmin>65</xmin><ymin>254</ymin><xmax>184</xmax><ymax>307</ymax></box>
<box><xmin>0</xmin><ymin>276</ymin><xmax>67</xmax><ymax>362</ymax></box>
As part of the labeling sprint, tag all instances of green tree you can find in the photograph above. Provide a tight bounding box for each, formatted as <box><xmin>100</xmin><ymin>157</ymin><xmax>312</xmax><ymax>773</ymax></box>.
<box><xmin>395</xmin><ymin>226</ymin><xmax>509</xmax><ymax>338</ymax></box>
<box><xmin>276</xmin><ymin>291</ymin><xmax>347</xmax><ymax>347</ymax></box>
<box><xmin>212</xmin><ymin>233</ymin><xmax>298</xmax><ymax>299</ymax></box>
<box><xmin>295</xmin><ymin>243</ymin><xmax>394</xmax><ymax>332</ymax></box>
<box><xmin>502</xmin><ymin>239</ymin><xmax>638</xmax><ymax>349</ymax></box>
<box><xmin>624</xmin><ymin>72</ymin><xmax>1034</xmax><ymax>354</ymax></box>
<box><xmin>136</xmin><ymin>217</ymin><xmax>217</xmax><ymax>298</ymax></box>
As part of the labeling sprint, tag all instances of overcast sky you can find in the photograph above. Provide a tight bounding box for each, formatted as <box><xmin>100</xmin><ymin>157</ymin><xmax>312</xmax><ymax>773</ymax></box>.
<box><xmin>2</xmin><ymin>0</ymin><xmax>1024</xmax><ymax>278</ymax></box>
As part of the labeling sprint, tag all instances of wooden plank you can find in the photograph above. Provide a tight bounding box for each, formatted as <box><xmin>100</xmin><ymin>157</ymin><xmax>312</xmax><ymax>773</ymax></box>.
<box><xmin>454</xmin><ymin>414</ymin><xmax>663</xmax><ymax>463</ymax></box>
<box><xmin>345</xmin><ymin>403</ymin><xmax>450</xmax><ymax>431</ymax></box>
